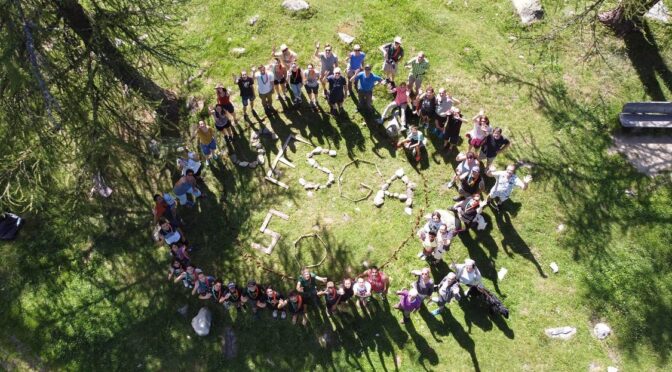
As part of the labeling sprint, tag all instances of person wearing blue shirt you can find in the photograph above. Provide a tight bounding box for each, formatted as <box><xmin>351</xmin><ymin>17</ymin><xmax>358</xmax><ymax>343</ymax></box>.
<box><xmin>346</xmin><ymin>44</ymin><xmax>366</xmax><ymax>92</ymax></box>
<box><xmin>350</xmin><ymin>64</ymin><xmax>383</xmax><ymax>111</ymax></box>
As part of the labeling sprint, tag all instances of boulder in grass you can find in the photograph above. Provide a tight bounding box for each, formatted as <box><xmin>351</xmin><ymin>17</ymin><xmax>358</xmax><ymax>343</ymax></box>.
<box><xmin>545</xmin><ymin>326</ymin><xmax>576</xmax><ymax>340</ymax></box>
<box><xmin>192</xmin><ymin>307</ymin><xmax>212</xmax><ymax>336</ymax></box>
<box><xmin>645</xmin><ymin>1</ymin><xmax>670</xmax><ymax>23</ymax></box>
<box><xmin>338</xmin><ymin>32</ymin><xmax>355</xmax><ymax>44</ymax></box>
<box><xmin>511</xmin><ymin>0</ymin><xmax>543</xmax><ymax>25</ymax></box>
<box><xmin>593</xmin><ymin>323</ymin><xmax>612</xmax><ymax>340</ymax></box>
<box><xmin>283</xmin><ymin>0</ymin><xmax>309</xmax><ymax>12</ymax></box>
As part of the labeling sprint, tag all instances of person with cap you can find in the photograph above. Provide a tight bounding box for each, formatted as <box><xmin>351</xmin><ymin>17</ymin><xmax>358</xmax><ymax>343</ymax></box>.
<box><xmin>430</xmin><ymin>272</ymin><xmax>461</xmax><ymax>316</ymax></box>
<box><xmin>345</xmin><ymin>44</ymin><xmax>366</xmax><ymax>92</ymax></box>
<box><xmin>272</xmin><ymin>43</ymin><xmax>298</xmax><ymax>67</ymax></box>
<box><xmin>451</xmin><ymin>258</ymin><xmax>483</xmax><ymax>297</ymax></box>
<box><xmin>270</xmin><ymin>57</ymin><xmax>289</xmax><ymax>101</ymax></box>
<box><xmin>214</xmin><ymin>83</ymin><xmax>238</xmax><ymax>124</ymax></box>
<box><xmin>223</xmin><ymin>281</ymin><xmax>245</xmax><ymax>312</ymax></box>
<box><xmin>379</xmin><ymin>36</ymin><xmax>404</xmax><ymax>81</ymax></box>
<box><xmin>479</xmin><ymin>127</ymin><xmax>510</xmax><ymax>168</ymax></box>
<box><xmin>314</xmin><ymin>42</ymin><xmax>339</xmax><ymax>98</ymax></box>
<box><xmin>454</xmin><ymin>167</ymin><xmax>485</xmax><ymax>201</ymax></box>
<box><xmin>405</xmin><ymin>51</ymin><xmax>430</xmax><ymax>93</ymax></box>
<box><xmin>261</xmin><ymin>286</ymin><xmax>287</xmax><ymax>320</ymax></box>
<box><xmin>296</xmin><ymin>267</ymin><xmax>328</xmax><ymax>309</ymax></box>
<box><xmin>288</xmin><ymin>63</ymin><xmax>304</xmax><ymax>105</ymax></box>
<box><xmin>485</xmin><ymin>164</ymin><xmax>532</xmax><ymax>211</ymax></box>
<box><xmin>410</xmin><ymin>267</ymin><xmax>435</xmax><ymax>302</ymax></box>
<box><xmin>317</xmin><ymin>281</ymin><xmax>342</xmax><ymax>316</ymax></box>
<box><xmin>351</xmin><ymin>64</ymin><xmax>383</xmax><ymax>112</ymax></box>
<box><xmin>326</xmin><ymin>67</ymin><xmax>347</xmax><ymax>115</ymax></box>
<box><xmin>377</xmin><ymin>81</ymin><xmax>409</xmax><ymax>129</ymax></box>
<box><xmin>393</xmin><ymin>287</ymin><xmax>421</xmax><ymax>324</ymax></box>
<box><xmin>303</xmin><ymin>63</ymin><xmax>320</xmax><ymax>108</ymax></box>
<box><xmin>233</xmin><ymin>70</ymin><xmax>256</xmax><ymax>118</ymax></box>
<box><xmin>279</xmin><ymin>290</ymin><xmax>308</xmax><ymax>326</ymax></box>
<box><xmin>251</xmin><ymin>65</ymin><xmax>275</xmax><ymax>113</ymax></box>
<box><xmin>191</xmin><ymin>120</ymin><xmax>217</xmax><ymax>165</ymax></box>
<box><xmin>241</xmin><ymin>279</ymin><xmax>266</xmax><ymax>316</ymax></box>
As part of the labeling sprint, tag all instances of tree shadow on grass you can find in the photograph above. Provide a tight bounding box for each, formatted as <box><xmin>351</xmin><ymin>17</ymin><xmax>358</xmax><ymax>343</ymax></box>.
<box><xmin>623</xmin><ymin>21</ymin><xmax>672</xmax><ymax>101</ymax></box>
<box><xmin>483</xmin><ymin>65</ymin><xmax>672</xmax><ymax>364</ymax></box>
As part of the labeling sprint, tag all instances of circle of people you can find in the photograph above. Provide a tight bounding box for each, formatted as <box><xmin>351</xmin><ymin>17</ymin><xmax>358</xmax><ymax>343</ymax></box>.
<box><xmin>153</xmin><ymin>36</ymin><xmax>534</xmax><ymax>325</ymax></box>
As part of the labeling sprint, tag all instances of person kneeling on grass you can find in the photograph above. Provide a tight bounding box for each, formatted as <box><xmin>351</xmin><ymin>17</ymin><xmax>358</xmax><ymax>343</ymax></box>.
<box><xmin>241</xmin><ymin>279</ymin><xmax>266</xmax><ymax>317</ymax></box>
<box><xmin>360</xmin><ymin>266</ymin><xmax>390</xmax><ymax>301</ymax></box>
<box><xmin>485</xmin><ymin>164</ymin><xmax>532</xmax><ymax>212</ymax></box>
<box><xmin>397</xmin><ymin>125</ymin><xmax>425</xmax><ymax>162</ymax></box>
<box><xmin>353</xmin><ymin>277</ymin><xmax>372</xmax><ymax>309</ymax></box>
<box><xmin>173</xmin><ymin>170</ymin><xmax>202</xmax><ymax>207</ymax></box>
<box><xmin>317</xmin><ymin>281</ymin><xmax>342</xmax><ymax>316</ymax></box>
<box><xmin>281</xmin><ymin>290</ymin><xmax>307</xmax><ymax>326</ymax></box>
<box><xmin>393</xmin><ymin>287</ymin><xmax>421</xmax><ymax>324</ymax></box>
<box><xmin>262</xmin><ymin>286</ymin><xmax>287</xmax><ymax>320</ymax></box>
<box><xmin>430</xmin><ymin>272</ymin><xmax>461</xmax><ymax>316</ymax></box>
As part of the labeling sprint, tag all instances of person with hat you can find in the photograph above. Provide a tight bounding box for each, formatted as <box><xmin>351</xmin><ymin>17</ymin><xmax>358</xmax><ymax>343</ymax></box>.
<box><xmin>273</xmin><ymin>43</ymin><xmax>298</xmax><ymax>67</ymax></box>
<box><xmin>233</xmin><ymin>70</ymin><xmax>256</xmax><ymax>118</ymax></box>
<box><xmin>485</xmin><ymin>164</ymin><xmax>532</xmax><ymax>211</ymax></box>
<box><xmin>326</xmin><ymin>67</ymin><xmax>347</xmax><ymax>115</ymax></box>
<box><xmin>223</xmin><ymin>281</ymin><xmax>245</xmax><ymax>312</ymax></box>
<box><xmin>451</xmin><ymin>258</ymin><xmax>483</xmax><ymax>297</ymax></box>
<box><xmin>261</xmin><ymin>286</ymin><xmax>287</xmax><ymax>320</ymax></box>
<box><xmin>288</xmin><ymin>63</ymin><xmax>304</xmax><ymax>105</ymax></box>
<box><xmin>345</xmin><ymin>44</ymin><xmax>366</xmax><ymax>92</ymax></box>
<box><xmin>314</xmin><ymin>42</ymin><xmax>339</xmax><ymax>98</ymax></box>
<box><xmin>430</xmin><ymin>272</ymin><xmax>461</xmax><ymax>316</ymax></box>
<box><xmin>393</xmin><ymin>287</ymin><xmax>421</xmax><ymax>324</ymax></box>
<box><xmin>214</xmin><ymin>83</ymin><xmax>238</xmax><ymax>124</ymax></box>
<box><xmin>251</xmin><ymin>65</ymin><xmax>275</xmax><ymax>113</ymax></box>
<box><xmin>351</xmin><ymin>64</ymin><xmax>383</xmax><ymax>112</ymax></box>
<box><xmin>405</xmin><ymin>52</ymin><xmax>430</xmax><ymax>93</ymax></box>
<box><xmin>454</xmin><ymin>167</ymin><xmax>485</xmax><ymax>201</ymax></box>
<box><xmin>241</xmin><ymin>279</ymin><xmax>266</xmax><ymax>316</ymax></box>
<box><xmin>379</xmin><ymin>36</ymin><xmax>404</xmax><ymax>81</ymax></box>
<box><xmin>303</xmin><ymin>63</ymin><xmax>320</xmax><ymax>108</ymax></box>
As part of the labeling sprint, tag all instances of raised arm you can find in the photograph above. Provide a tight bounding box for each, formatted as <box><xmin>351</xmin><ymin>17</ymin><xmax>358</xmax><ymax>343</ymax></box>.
<box><xmin>313</xmin><ymin>42</ymin><xmax>320</xmax><ymax>59</ymax></box>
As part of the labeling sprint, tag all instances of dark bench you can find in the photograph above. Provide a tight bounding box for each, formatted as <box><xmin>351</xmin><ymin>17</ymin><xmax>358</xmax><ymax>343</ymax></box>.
<box><xmin>619</xmin><ymin>102</ymin><xmax>672</xmax><ymax>128</ymax></box>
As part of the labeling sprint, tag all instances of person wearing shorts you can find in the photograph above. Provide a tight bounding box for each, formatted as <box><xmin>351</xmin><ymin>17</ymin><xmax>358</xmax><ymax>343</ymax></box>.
<box><xmin>345</xmin><ymin>44</ymin><xmax>366</xmax><ymax>92</ymax></box>
<box><xmin>416</xmin><ymin>87</ymin><xmax>437</xmax><ymax>129</ymax></box>
<box><xmin>272</xmin><ymin>43</ymin><xmax>298</xmax><ymax>68</ymax></box>
<box><xmin>405</xmin><ymin>52</ymin><xmax>429</xmax><ymax>93</ymax></box>
<box><xmin>379</xmin><ymin>36</ymin><xmax>404</xmax><ymax>81</ymax></box>
<box><xmin>326</xmin><ymin>68</ymin><xmax>347</xmax><ymax>114</ymax></box>
<box><xmin>193</xmin><ymin>120</ymin><xmax>217</xmax><ymax>164</ymax></box>
<box><xmin>234</xmin><ymin>71</ymin><xmax>255</xmax><ymax>117</ymax></box>
<box><xmin>172</xmin><ymin>170</ymin><xmax>201</xmax><ymax>207</ymax></box>
<box><xmin>271</xmin><ymin>57</ymin><xmax>288</xmax><ymax>100</ymax></box>
<box><xmin>252</xmin><ymin>65</ymin><xmax>275</xmax><ymax>113</ymax></box>
<box><xmin>303</xmin><ymin>64</ymin><xmax>320</xmax><ymax>108</ymax></box>
<box><xmin>314</xmin><ymin>42</ymin><xmax>338</xmax><ymax>98</ymax></box>
<box><xmin>397</xmin><ymin>125</ymin><xmax>425</xmax><ymax>161</ymax></box>
<box><xmin>211</xmin><ymin>104</ymin><xmax>233</xmax><ymax>145</ymax></box>
<box><xmin>215</xmin><ymin>83</ymin><xmax>237</xmax><ymax>124</ymax></box>
<box><xmin>378</xmin><ymin>81</ymin><xmax>409</xmax><ymax>128</ymax></box>
<box><xmin>479</xmin><ymin>127</ymin><xmax>510</xmax><ymax>168</ymax></box>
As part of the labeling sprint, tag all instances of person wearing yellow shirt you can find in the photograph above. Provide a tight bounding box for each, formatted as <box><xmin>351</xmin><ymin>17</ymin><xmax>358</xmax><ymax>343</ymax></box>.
<box><xmin>192</xmin><ymin>120</ymin><xmax>217</xmax><ymax>165</ymax></box>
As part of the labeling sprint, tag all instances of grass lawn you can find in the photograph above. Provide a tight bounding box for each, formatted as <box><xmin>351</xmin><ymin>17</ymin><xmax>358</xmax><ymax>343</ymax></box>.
<box><xmin>1</xmin><ymin>0</ymin><xmax>671</xmax><ymax>370</ymax></box>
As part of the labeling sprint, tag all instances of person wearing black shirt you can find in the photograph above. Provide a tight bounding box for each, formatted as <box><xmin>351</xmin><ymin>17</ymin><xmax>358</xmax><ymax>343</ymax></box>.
<box><xmin>233</xmin><ymin>71</ymin><xmax>255</xmax><ymax>118</ymax></box>
<box><xmin>479</xmin><ymin>127</ymin><xmax>510</xmax><ymax>168</ymax></box>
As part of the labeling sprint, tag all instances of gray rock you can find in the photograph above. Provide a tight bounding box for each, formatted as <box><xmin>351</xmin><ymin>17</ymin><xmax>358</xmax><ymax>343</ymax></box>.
<box><xmin>395</xmin><ymin>168</ymin><xmax>405</xmax><ymax>178</ymax></box>
<box><xmin>328</xmin><ymin>150</ymin><xmax>337</xmax><ymax>157</ymax></box>
<box><xmin>381</xmin><ymin>183</ymin><xmax>390</xmax><ymax>191</ymax></box>
<box><xmin>645</xmin><ymin>1</ymin><xmax>669</xmax><ymax>23</ymax></box>
<box><xmin>338</xmin><ymin>32</ymin><xmax>355</xmax><ymax>44</ymax></box>
<box><xmin>282</xmin><ymin>0</ymin><xmax>310</xmax><ymax>11</ymax></box>
<box><xmin>248</xmin><ymin>161</ymin><xmax>258</xmax><ymax>169</ymax></box>
<box><xmin>249</xmin><ymin>15</ymin><xmax>260</xmax><ymax>26</ymax></box>
<box><xmin>544</xmin><ymin>326</ymin><xmax>576</xmax><ymax>340</ymax></box>
<box><xmin>222</xmin><ymin>327</ymin><xmax>238</xmax><ymax>359</ymax></box>
<box><xmin>511</xmin><ymin>0</ymin><xmax>544</xmax><ymax>25</ymax></box>
<box><xmin>230</xmin><ymin>47</ymin><xmax>246</xmax><ymax>57</ymax></box>
<box><xmin>238</xmin><ymin>161</ymin><xmax>249</xmax><ymax>167</ymax></box>
<box><xmin>192</xmin><ymin>307</ymin><xmax>212</xmax><ymax>336</ymax></box>
<box><xmin>177</xmin><ymin>304</ymin><xmax>188</xmax><ymax>317</ymax></box>
<box><xmin>593</xmin><ymin>323</ymin><xmax>612</xmax><ymax>340</ymax></box>
<box><xmin>398</xmin><ymin>194</ymin><xmax>408</xmax><ymax>202</ymax></box>
<box><xmin>401</xmin><ymin>175</ymin><xmax>409</xmax><ymax>184</ymax></box>
<box><xmin>404</xmin><ymin>207</ymin><xmax>413</xmax><ymax>215</ymax></box>
<box><xmin>405</xmin><ymin>198</ymin><xmax>413</xmax><ymax>207</ymax></box>
<box><xmin>299</xmin><ymin>178</ymin><xmax>307</xmax><ymax>186</ymax></box>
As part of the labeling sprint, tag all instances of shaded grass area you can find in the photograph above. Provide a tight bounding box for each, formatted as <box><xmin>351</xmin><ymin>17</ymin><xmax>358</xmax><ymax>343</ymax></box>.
<box><xmin>1</xmin><ymin>0</ymin><xmax>672</xmax><ymax>371</ymax></box>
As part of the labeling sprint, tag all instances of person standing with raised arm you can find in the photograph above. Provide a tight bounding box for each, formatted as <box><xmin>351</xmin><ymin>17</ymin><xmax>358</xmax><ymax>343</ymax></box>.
<box><xmin>314</xmin><ymin>42</ymin><xmax>339</xmax><ymax>99</ymax></box>
<box><xmin>380</xmin><ymin>36</ymin><xmax>404</xmax><ymax>81</ymax></box>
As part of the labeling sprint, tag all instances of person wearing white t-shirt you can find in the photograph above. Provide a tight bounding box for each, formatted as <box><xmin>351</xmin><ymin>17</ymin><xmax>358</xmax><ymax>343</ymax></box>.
<box><xmin>353</xmin><ymin>278</ymin><xmax>372</xmax><ymax>308</ymax></box>
<box><xmin>451</xmin><ymin>258</ymin><xmax>483</xmax><ymax>297</ymax></box>
<box><xmin>485</xmin><ymin>164</ymin><xmax>532</xmax><ymax>211</ymax></box>
<box><xmin>251</xmin><ymin>65</ymin><xmax>275</xmax><ymax>112</ymax></box>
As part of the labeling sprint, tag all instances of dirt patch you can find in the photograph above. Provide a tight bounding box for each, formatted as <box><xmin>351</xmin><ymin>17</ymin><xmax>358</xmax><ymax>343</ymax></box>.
<box><xmin>611</xmin><ymin>134</ymin><xmax>672</xmax><ymax>176</ymax></box>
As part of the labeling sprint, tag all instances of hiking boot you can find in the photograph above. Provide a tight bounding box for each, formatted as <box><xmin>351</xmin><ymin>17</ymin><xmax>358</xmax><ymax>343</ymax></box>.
<box><xmin>272</xmin><ymin>310</ymin><xmax>278</xmax><ymax>319</ymax></box>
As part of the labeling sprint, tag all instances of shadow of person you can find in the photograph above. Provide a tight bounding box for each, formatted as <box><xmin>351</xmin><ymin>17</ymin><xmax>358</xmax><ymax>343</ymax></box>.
<box><xmin>440</xmin><ymin>310</ymin><xmax>481</xmax><ymax>372</ymax></box>
<box><xmin>459</xmin><ymin>297</ymin><xmax>493</xmax><ymax>333</ymax></box>
<box><xmin>418</xmin><ymin>305</ymin><xmax>447</xmax><ymax>341</ymax></box>
<box><xmin>492</xmin><ymin>314</ymin><xmax>515</xmax><ymax>339</ymax></box>
<box><xmin>402</xmin><ymin>319</ymin><xmax>439</xmax><ymax>368</ymax></box>
<box><xmin>623</xmin><ymin>21</ymin><xmax>672</xmax><ymax>101</ymax></box>
<box><xmin>457</xmin><ymin>231</ymin><xmax>504</xmax><ymax>295</ymax></box>
<box><xmin>494</xmin><ymin>207</ymin><xmax>548</xmax><ymax>278</ymax></box>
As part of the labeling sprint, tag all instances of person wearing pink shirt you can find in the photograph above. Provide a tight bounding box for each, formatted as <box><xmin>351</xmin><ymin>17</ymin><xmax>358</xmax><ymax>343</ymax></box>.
<box><xmin>377</xmin><ymin>81</ymin><xmax>410</xmax><ymax>129</ymax></box>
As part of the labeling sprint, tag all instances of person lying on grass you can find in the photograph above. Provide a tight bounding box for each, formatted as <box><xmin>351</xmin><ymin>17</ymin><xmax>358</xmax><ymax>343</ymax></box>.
<box><xmin>397</xmin><ymin>125</ymin><xmax>425</xmax><ymax>161</ymax></box>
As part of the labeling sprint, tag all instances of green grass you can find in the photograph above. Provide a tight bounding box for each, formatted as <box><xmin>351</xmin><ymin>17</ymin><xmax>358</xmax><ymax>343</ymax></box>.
<box><xmin>1</xmin><ymin>0</ymin><xmax>672</xmax><ymax>370</ymax></box>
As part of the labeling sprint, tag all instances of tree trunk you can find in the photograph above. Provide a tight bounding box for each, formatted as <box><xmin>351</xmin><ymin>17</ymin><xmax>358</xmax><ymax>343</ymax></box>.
<box><xmin>53</xmin><ymin>0</ymin><xmax>180</xmax><ymax>131</ymax></box>
<box><xmin>598</xmin><ymin>0</ymin><xmax>660</xmax><ymax>36</ymax></box>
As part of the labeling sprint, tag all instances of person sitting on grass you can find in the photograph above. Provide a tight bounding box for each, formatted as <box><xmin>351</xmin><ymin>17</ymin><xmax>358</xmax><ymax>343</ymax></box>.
<box><xmin>262</xmin><ymin>286</ymin><xmax>287</xmax><ymax>320</ymax></box>
<box><xmin>296</xmin><ymin>267</ymin><xmax>328</xmax><ymax>309</ymax></box>
<box><xmin>397</xmin><ymin>125</ymin><xmax>425</xmax><ymax>162</ymax></box>
<box><xmin>411</xmin><ymin>267</ymin><xmax>435</xmax><ymax>302</ymax></box>
<box><xmin>192</xmin><ymin>270</ymin><xmax>215</xmax><ymax>299</ymax></box>
<box><xmin>172</xmin><ymin>169</ymin><xmax>201</xmax><ymax>207</ymax></box>
<box><xmin>446</xmin><ymin>151</ymin><xmax>480</xmax><ymax>189</ymax></box>
<box><xmin>393</xmin><ymin>287</ymin><xmax>421</xmax><ymax>324</ymax></box>
<box><xmin>223</xmin><ymin>282</ymin><xmax>245</xmax><ymax>312</ymax></box>
<box><xmin>353</xmin><ymin>277</ymin><xmax>372</xmax><ymax>309</ymax></box>
<box><xmin>485</xmin><ymin>164</ymin><xmax>532</xmax><ymax>212</ymax></box>
<box><xmin>466</xmin><ymin>109</ymin><xmax>492</xmax><ymax>153</ymax></box>
<box><xmin>377</xmin><ymin>81</ymin><xmax>409</xmax><ymax>130</ymax></box>
<box><xmin>174</xmin><ymin>264</ymin><xmax>197</xmax><ymax>289</ymax></box>
<box><xmin>282</xmin><ymin>290</ymin><xmax>308</xmax><ymax>326</ymax></box>
<box><xmin>167</xmin><ymin>259</ymin><xmax>184</xmax><ymax>281</ymax></box>
<box><xmin>192</xmin><ymin>120</ymin><xmax>218</xmax><ymax>165</ymax></box>
<box><xmin>241</xmin><ymin>279</ymin><xmax>266</xmax><ymax>317</ymax></box>
<box><xmin>360</xmin><ymin>266</ymin><xmax>390</xmax><ymax>301</ymax></box>
<box><xmin>317</xmin><ymin>281</ymin><xmax>342</xmax><ymax>316</ymax></box>
<box><xmin>153</xmin><ymin>193</ymin><xmax>178</xmax><ymax>225</ymax></box>
<box><xmin>326</xmin><ymin>67</ymin><xmax>347</xmax><ymax>115</ymax></box>
<box><xmin>430</xmin><ymin>272</ymin><xmax>461</xmax><ymax>316</ymax></box>
<box><xmin>169</xmin><ymin>242</ymin><xmax>190</xmax><ymax>268</ymax></box>
<box><xmin>452</xmin><ymin>194</ymin><xmax>484</xmax><ymax>233</ymax></box>
<box><xmin>454</xmin><ymin>167</ymin><xmax>485</xmax><ymax>202</ymax></box>
<box><xmin>451</xmin><ymin>258</ymin><xmax>483</xmax><ymax>297</ymax></box>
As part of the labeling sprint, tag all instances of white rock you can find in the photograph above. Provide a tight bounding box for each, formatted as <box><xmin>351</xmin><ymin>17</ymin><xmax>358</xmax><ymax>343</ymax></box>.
<box><xmin>594</xmin><ymin>323</ymin><xmax>612</xmax><ymax>340</ymax></box>
<box><xmin>313</xmin><ymin>146</ymin><xmax>323</xmax><ymax>154</ymax></box>
<box><xmin>192</xmin><ymin>307</ymin><xmax>212</xmax><ymax>336</ymax></box>
<box><xmin>557</xmin><ymin>223</ymin><xmax>566</xmax><ymax>232</ymax></box>
<box><xmin>238</xmin><ymin>161</ymin><xmax>249</xmax><ymax>167</ymax></box>
<box><xmin>248</xmin><ymin>161</ymin><xmax>258</xmax><ymax>169</ymax></box>
<box><xmin>404</xmin><ymin>207</ymin><xmax>413</xmax><ymax>215</ymax></box>
<box><xmin>408</xmin><ymin>182</ymin><xmax>417</xmax><ymax>190</ymax></box>
<box><xmin>338</xmin><ymin>32</ymin><xmax>355</xmax><ymax>44</ymax></box>
<box><xmin>498</xmin><ymin>267</ymin><xmax>508</xmax><ymax>280</ymax></box>
<box><xmin>271</xmin><ymin>133</ymin><xmax>279</xmax><ymax>140</ymax></box>
<box><xmin>328</xmin><ymin>174</ymin><xmax>335</xmax><ymax>183</ymax></box>
<box><xmin>230</xmin><ymin>47</ymin><xmax>246</xmax><ymax>57</ymax></box>
<box><xmin>249</xmin><ymin>14</ymin><xmax>260</xmax><ymax>25</ymax></box>
<box><xmin>374</xmin><ymin>197</ymin><xmax>384</xmax><ymax>207</ymax></box>
<box><xmin>306</xmin><ymin>152</ymin><xmax>313</xmax><ymax>158</ymax></box>
<box><xmin>395</xmin><ymin>168</ymin><xmax>405</xmax><ymax>178</ymax></box>
<box><xmin>308</xmin><ymin>158</ymin><xmax>317</xmax><ymax>167</ymax></box>
<box><xmin>381</xmin><ymin>183</ymin><xmax>390</xmax><ymax>191</ymax></box>
<box><xmin>398</xmin><ymin>194</ymin><xmax>408</xmax><ymax>202</ymax></box>
<box><xmin>307</xmin><ymin>191</ymin><xmax>314</xmax><ymax>198</ymax></box>
<box><xmin>328</xmin><ymin>150</ymin><xmax>337</xmax><ymax>157</ymax></box>
<box><xmin>282</xmin><ymin>0</ymin><xmax>310</xmax><ymax>11</ymax></box>
<box><xmin>645</xmin><ymin>1</ymin><xmax>669</xmax><ymax>23</ymax></box>
<box><xmin>257</xmin><ymin>155</ymin><xmax>265</xmax><ymax>164</ymax></box>
<box><xmin>607</xmin><ymin>367</ymin><xmax>618</xmax><ymax>372</ymax></box>
<box><xmin>392</xmin><ymin>192</ymin><xmax>399</xmax><ymax>198</ymax></box>
<box><xmin>299</xmin><ymin>178</ymin><xmax>307</xmax><ymax>186</ymax></box>
<box><xmin>512</xmin><ymin>0</ymin><xmax>544</xmax><ymax>25</ymax></box>
<box><xmin>405</xmin><ymin>198</ymin><xmax>413</xmax><ymax>207</ymax></box>
<box><xmin>321</xmin><ymin>149</ymin><xmax>329</xmax><ymax>154</ymax></box>
<box><xmin>550</xmin><ymin>262</ymin><xmax>559</xmax><ymax>273</ymax></box>
<box><xmin>252</xmin><ymin>131</ymin><xmax>259</xmax><ymax>140</ymax></box>
<box><xmin>401</xmin><ymin>175</ymin><xmax>409</xmax><ymax>184</ymax></box>
<box><xmin>384</xmin><ymin>191</ymin><xmax>391</xmax><ymax>196</ymax></box>
<box><xmin>375</xmin><ymin>190</ymin><xmax>385</xmax><ymax>199</ymax></box>
<box><xmin>545</xmin><ymin>326</ymin><xmax>576</xmax><ymax>340</ymax></box>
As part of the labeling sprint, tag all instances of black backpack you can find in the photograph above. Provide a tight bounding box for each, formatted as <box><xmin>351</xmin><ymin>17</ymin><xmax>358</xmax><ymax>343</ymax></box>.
<box><xmin>0</xmin><ymin>212</ymin><xmax>24</xmax><ymax>240</ymax></box>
